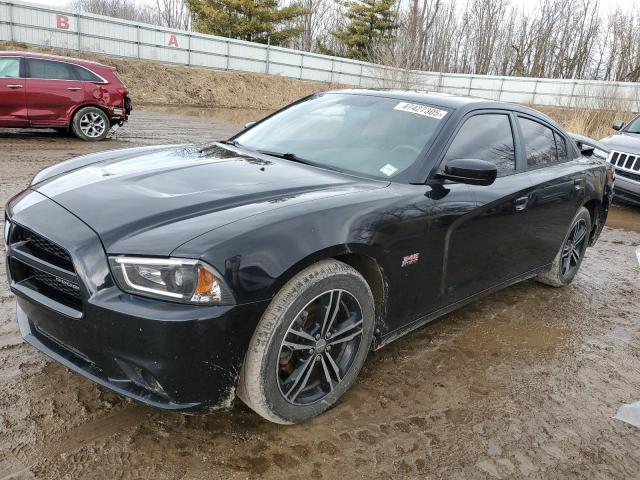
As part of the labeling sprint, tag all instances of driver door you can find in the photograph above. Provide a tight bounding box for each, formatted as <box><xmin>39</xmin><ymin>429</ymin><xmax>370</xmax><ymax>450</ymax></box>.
<box><xmin>0</xmin><ymin>56</ymin><xmax>28</xmax><ymax>127</ymax></box>
<box><xmin>416</xmin><ymin>111</ymin><xmax>535</xmax><ymax>314</ymax></box>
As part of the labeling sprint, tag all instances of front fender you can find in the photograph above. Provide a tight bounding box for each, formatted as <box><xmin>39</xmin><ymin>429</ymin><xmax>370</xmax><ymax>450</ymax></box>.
<box><xmin>171</xmin><ymin>189</ymin><xmax>405</xmax><ymax>306</ymax></box>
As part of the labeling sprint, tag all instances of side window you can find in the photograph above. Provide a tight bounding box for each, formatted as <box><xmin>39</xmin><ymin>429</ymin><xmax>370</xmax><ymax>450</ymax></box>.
<box><xmin>27</xmin><ymin>59</ymin><xmax>76</xmax><ymax>80</ymax></box>
<box><xmin>0</xmin><ymin>57</ymin><xmax>21</xmax><ymax>78</ymax></box>
<box><xmin>519</xmin><ymin>117</ymin><xmax>558</xmax><ymax>167</ymax></box>
<box><xmin>444</xmin><ymin>114</ymin><xmax>516</xmax><ymax>175</ymax></box>
<box><xmin>554</xmin><ymin>131</ymin><xmax>568</xmax><ymax>161</ymax></box>
<box><xmin>72</xmin><ymin>65</ymin><xmax>103</xmax><ymax>82</ymax></box>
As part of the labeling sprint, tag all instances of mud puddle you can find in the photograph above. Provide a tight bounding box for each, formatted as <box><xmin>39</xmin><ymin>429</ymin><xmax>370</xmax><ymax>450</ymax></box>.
<box><xmin>1</xmin><ymin>109</ymin><xmax>640</xmax><ymax>479</ymax></box>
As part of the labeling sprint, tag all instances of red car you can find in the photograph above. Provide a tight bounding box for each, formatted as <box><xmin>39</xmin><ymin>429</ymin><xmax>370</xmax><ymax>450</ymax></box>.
<box><xmin>0</xmin><ymin>51</ymin><xmax>131</xmax><ymax>141</ymax></box>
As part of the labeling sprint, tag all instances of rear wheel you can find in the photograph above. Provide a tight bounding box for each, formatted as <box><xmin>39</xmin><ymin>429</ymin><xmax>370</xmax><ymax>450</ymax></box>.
<box><xmin>238</xmin><ymin>260</ymin><xmax>375</xmax><ymax>424</ymax></box>
<box><xmin>536</xmin><ymin>206</ymin><xmax>591</xmax><ymax>287</ymax></box>
<box><xmin>71</xmin><ymin>106</ymin><xmax>110</xmax><ymax>141</ymax></box>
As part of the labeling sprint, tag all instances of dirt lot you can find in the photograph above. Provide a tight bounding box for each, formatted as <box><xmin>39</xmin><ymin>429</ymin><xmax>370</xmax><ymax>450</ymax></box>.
<box><xmin>1</xmin><ymin>110</ymin><xmax>640</xmax><ymax>480</ymax></box>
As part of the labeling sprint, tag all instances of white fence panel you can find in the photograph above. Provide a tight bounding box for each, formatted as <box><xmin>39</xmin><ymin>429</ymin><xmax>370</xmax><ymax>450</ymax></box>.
<box><xmin>2</xmin><ymin>0</ymin><xmax>640</xmax><ymax>110</ymax></box>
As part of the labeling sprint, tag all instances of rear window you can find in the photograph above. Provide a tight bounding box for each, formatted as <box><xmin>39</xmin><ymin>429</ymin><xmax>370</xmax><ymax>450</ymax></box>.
<box><xmin>0</xmin><ymin>57</ymin><xmax>20</xmax><ymax>78</ymax></box>
<box><xmin>27</xmin><ymin>59</ymin><xmax>75</xmax><ymax>80</ymax></box>
<box><xmin>519</xmin><ymin>117</ymin><xmax>560</xmax><ymax>168</ymax></box>
<box><xmin>71</xmin><ymin>65</ymin><xmax>103</xmax><ymax>82</ymax></box>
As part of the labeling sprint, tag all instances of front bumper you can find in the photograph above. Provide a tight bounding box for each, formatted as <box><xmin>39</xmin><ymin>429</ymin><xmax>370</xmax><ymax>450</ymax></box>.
<box><xmin>13</xmin><ymin>291</ymin><xmax>268</xmax><ymax>411</ymax></box>
<box><xmin>613</xmin><ymin>175</ymin><xmax>640</xmax><ymax>207</ymax></box>
<box><xmin>6</xmin><ymin>190</ymin><xmax>268</xmax><ymax>412</ymax></box>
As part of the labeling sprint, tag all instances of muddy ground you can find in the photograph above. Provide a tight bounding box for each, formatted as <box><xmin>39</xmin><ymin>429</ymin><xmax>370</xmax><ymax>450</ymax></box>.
<box><xmin>1</xmin><ymin>110</ymin><xmax>639</xmax><ymax>480</ymax></box>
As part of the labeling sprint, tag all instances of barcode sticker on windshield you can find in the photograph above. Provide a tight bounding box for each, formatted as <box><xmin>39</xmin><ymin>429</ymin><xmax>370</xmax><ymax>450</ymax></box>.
<box><xmin>394</xmin><ymin>102</ymin><xmax>447</xmax><ymax>119</ymax></box>
<box><xmin>380</xmin><ymin>164</ymin><xmax>399</xmax><ymax>176</ymax></box>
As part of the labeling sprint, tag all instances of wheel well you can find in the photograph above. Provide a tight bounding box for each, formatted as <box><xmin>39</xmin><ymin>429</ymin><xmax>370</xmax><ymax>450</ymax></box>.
<box><xmin>583</xmin><ymin>198</ymin><xmax>602</xmax><ymax>242</ymax></box>
<box><xmin>69</xmin><ymin>104</ymin><xmax>111</xmax><ymax>126</ymax></box>
<box><xmin>333</xmin><ymin>253</ymin><xmax>387</xmax><ymax>343</ymax></box>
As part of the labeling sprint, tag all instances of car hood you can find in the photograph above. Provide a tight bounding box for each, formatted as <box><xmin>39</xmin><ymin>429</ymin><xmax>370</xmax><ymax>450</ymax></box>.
<box><xmin>34</xmin><ymin>144</ymin><xmax>386</xmax><ymax>256</ymax></box>
<box><xmin>599</xmin><ymin>132</ymin><xmax>640</xmax><ymax>153</ymax></box>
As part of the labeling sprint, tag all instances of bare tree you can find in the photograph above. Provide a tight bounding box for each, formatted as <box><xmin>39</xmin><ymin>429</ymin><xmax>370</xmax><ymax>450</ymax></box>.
<box><xmin>69</xmin><ymin>0</ymin><xmax>191</xmax><ymax>30</ymax></box>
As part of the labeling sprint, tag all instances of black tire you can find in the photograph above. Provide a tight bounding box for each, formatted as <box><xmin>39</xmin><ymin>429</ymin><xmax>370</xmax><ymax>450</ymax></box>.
<box><xmin>238</xmin><ymin>259</ymin><xmax>375</xmax><ymax>424</ymax></box>
<box><xmin>536</xmin><ymin>206</ymin><xmax>591</xmax><ymax>287</ymax></box>
<box><xmin>71</xmin><ymin>106</ymin><xmax>110</xmax><ymax>141</ymax></box>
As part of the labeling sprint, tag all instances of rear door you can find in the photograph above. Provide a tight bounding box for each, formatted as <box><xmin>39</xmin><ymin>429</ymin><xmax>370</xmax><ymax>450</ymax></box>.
<box><xmin>516</xmin><ymin>115</ymin><xmax>586</xmax><ymax>270</ymax></box>
<box><xmin>25</xmin><ymin>58</ymin><xmax>85</xmax><ymax>126</ymax></box>
<box><xmin>0</xmin><ymin>56</ymin><xmax>28</xmax><ymax>126</ymax></box>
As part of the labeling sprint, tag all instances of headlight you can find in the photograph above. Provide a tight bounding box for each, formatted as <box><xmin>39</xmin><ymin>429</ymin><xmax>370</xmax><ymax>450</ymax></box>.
<box><xmin>109</xmin><ymin>256</ymin><xmax>234</xmax><ymax>305</ymax></box>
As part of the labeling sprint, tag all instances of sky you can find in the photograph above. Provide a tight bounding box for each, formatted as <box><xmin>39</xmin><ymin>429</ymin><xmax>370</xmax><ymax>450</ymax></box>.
<box><xmin>19</xmin><ymin>0</ymin><xmax>640</xmax><ymax>13</ymax></box>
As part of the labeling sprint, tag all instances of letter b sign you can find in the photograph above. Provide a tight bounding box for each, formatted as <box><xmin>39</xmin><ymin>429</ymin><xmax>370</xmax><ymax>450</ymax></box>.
<box><xmin>56</xmin><ymin>14</ymin><xmax>70</xmax><ymax>30</ymax></box>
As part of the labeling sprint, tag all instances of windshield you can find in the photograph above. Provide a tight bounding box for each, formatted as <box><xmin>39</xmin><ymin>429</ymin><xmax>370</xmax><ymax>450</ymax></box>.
<box><xmin>626</xmin><ymin>116</ymin><xmax>640</xmax><ymax>134</ymax></box>
<box><xmin>233</xmin><ymin>94</ymin><xmax>448</xmax><ymax>180</ymax></box>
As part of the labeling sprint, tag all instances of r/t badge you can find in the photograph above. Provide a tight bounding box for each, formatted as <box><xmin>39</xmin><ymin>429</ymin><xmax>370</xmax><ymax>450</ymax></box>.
<box><xmin>401</xmin><ymin>253</ymin><xmax>420</xmax><ymax>267</ymax></box>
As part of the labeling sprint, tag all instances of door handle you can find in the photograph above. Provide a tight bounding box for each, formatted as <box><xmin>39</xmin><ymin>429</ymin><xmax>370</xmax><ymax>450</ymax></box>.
<box><xmin>7</xmin><ymin>84</ymin><xmax>23</xmax><ymax>89</ymax></box>
<box><xmin>513</xmin><ymin>196</ymin><xmax>529</xmax><ymax>212</ymax></box>
<box><xmin>67</xmin><ymin>87</ymin><xmax>82</xmax><ymax>91</ymax></box>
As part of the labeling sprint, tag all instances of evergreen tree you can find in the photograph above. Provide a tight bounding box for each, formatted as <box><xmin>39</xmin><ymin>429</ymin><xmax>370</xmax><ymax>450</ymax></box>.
<box><xmin>187</xmin><ymin>0</ymin><xmax>308</xmax><ymax>46</ymax></box>
<box><xmin>332</xmin><ymin>0</ymin><xmax>397</xmax><ymax>60</ymax></box>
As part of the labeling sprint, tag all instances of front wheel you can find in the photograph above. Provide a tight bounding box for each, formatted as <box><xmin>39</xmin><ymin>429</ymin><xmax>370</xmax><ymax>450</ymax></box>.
<box><xmin>238</xmin><ymin>260</ymin><xmax>375</xmax><ymax>424</ymax></box>
<box><xmin>71</xmin><ymin>106</ymin><xmax>110</xmax><ymax>141</ymax></box>
<box><xmin>536</xmin><ymin>206</ymin><xmax>591</xmax><ymax>287</ymax></box>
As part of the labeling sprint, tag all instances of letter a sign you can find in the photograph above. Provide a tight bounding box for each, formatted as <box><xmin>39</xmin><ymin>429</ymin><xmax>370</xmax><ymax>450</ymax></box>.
<box><xmin>168</xmin><ymin>34</ymin><xmax>179</xmax><ymax>47</ymax></box>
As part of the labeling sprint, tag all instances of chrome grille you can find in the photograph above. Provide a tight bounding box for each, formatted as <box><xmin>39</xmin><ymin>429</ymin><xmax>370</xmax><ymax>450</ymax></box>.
<box><xmin>608</xmin><ymin>150</ymin><xmax>640</xmax><ymax>173</ymax></box>
<box><xmin>617</xmin><ymin>170</ymin><xmax>640</xmax><ymax>183</ymax></box>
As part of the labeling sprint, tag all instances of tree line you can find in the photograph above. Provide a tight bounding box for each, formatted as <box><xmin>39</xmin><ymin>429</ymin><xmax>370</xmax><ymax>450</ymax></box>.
<box><xmin>68</xmin><ymin>0</ymin><xmax>640</xmax><ymax>82</ymax></box>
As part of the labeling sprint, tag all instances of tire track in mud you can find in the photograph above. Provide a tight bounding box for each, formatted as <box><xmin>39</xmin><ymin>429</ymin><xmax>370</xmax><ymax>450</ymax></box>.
<box><xmin>0</xmin><ymin>406</ymin><xmax>149</xmax><ymax>479</ymax></box>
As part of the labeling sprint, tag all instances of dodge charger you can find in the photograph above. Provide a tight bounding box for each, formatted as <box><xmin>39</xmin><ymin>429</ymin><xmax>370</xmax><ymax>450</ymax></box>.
<box><xmin>4</xmin><ymin>90</ymin><xmax>614</xmax><ymax>423</ymax></box>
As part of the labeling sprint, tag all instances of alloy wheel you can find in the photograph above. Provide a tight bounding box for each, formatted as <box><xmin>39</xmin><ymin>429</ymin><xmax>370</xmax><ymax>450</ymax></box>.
<box><xmin>277</xmin><ymin>289</ymin><xmax>364</xmax><ymax>405</ymax></box>
<box><xmin>560</xmin><ymin>218</ymin><xmax>588</xmax><ymax>278</ymax></box>
<box><xmin>79</xmin><ymin>112</ymin><xmax>106</xmax><ymax>138</ymax></box>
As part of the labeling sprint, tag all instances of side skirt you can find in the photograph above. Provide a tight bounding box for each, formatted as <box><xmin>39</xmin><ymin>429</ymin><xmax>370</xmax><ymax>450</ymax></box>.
<box><xmin>373</xmin><ymin>265</ymin><xmax>550</xmax><ymax>350</ymax></box>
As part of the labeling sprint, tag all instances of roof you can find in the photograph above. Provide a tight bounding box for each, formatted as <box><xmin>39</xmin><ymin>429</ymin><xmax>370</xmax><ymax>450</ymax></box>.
<box><xmin>0</xmin><ymin>50</ymin><xmax>111</xmax><ymax>68</ymax></box>
<box><xmin>323</xmin><ymin>89</ymin><xmax>491</xmax><ymax>109</ymax></box>
<box><xmin>323</xmin><ymin>88</ymin><xmax>562</xmax><ymax>129</ymax></box>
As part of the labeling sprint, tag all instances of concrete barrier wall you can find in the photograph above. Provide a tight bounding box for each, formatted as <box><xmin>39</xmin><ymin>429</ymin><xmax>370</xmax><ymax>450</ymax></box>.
<box><xmin>2</xmin><ymin>0</ymin><xmax>639</xmax><ymax>111</ymax></box>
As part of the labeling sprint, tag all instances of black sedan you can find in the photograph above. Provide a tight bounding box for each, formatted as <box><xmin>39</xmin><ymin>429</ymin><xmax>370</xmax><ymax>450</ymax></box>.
<box><xmin>4</xmin><ymin>90</ymin><xmax>614</xmax><ymax>424</ymax></box>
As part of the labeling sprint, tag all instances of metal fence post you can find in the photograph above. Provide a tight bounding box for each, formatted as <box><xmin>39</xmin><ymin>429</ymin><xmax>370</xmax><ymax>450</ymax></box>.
<box><xmin>532</xmin><ymin>79</ymin><xmax>539</xmax><ymax>105</ymax></box>
<box><xmin>136</xmin><ymin>25</ymin><xmax>140</xmax><ymax>58</ymax></box>
<box><xmin>76</xmin><ymin>13</ymin><xmax>81</xmax><ymax>51</ymax></box>
<box><xmin>358</xmin><ymin>64</ymin><xmax>363</xmax><ymax>86</ymax></box>
<box><xmin>8</xmin><ymin>2</ymin><xmax>14</xmax><ymax>42</ymax></box>
<box><xmin>225</xmin><ymin>39</ymin><xmax>230</xmax><ymax>70</ymax></box>
<box><xmin>299</xmin><ymin>53</ymin><xmax>303</xmax><ymax>79</ymax></box>
<box><xmin>266</xmin><ymin>37</ymin><xmax>270</xmax><ymax>75</ymax></box>
<box><xmin>187</xmin><ymin>33</ymin><xmax>191</xmax><ymax>66</ymax></box>
<box><xmin>330</xmin><ymin>58</ymin><xmax>335</xmax><ymax>84</ymax></box>
<box><xmin>498</xmin><ymin>77</ymin><xmax>505</xmax><ymax>101</ymax></box>
<box><xmin>569</xmin><ymin>80</ymin><xmax>578</xmax><ymax>108</ymax></box>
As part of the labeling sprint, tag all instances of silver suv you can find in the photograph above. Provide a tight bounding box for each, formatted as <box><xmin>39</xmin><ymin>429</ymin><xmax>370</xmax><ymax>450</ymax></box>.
<box><xmin>600</xmin><ymin>116</ymin><xmax>640</xmax><ymax>207</ymax></box>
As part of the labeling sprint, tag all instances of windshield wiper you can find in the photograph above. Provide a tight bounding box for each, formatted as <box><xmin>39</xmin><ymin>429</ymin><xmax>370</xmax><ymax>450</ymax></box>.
<box><xmin>257</xmin><ymin>150</ymin><xmax>314</xmax><ymax>166</ymax></box>
<box><xmin>219</xmin><ymin>139</ymin><xmax>242</xmax><ymax>147</ymax></box>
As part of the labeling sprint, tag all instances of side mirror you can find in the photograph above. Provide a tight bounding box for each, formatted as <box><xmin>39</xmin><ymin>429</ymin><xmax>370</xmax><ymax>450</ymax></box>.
<box><xmin>612</xmin><ymin>120</ymin><xmax>624</xmax><ymax>131</ymax></box>
<box><xmin>439</xmin><ymin>158</ymin><xmax>497</xmax><ymax>186</ymax></box>
<box><xmin>244</xmin><ymin>121</ymin><xmax>257</xmax><ymax>129</ymax></box>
